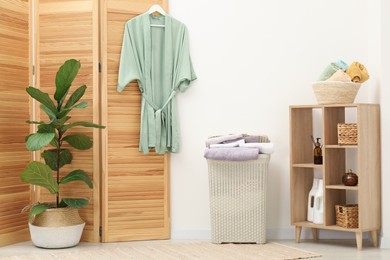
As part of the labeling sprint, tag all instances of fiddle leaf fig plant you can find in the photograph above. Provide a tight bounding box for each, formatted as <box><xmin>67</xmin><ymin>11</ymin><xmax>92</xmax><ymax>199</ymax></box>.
<box><xmin>20</xmin><ymin>59</ymin><xmax>105</xmax><ymax>221</ymax></box>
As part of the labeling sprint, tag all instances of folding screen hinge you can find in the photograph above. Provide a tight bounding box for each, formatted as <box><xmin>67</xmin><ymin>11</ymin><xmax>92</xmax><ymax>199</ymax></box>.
<box><xmin>32</xmin><ymin>65</ymin><xmax>35</xmax><ymax>75</ymax></box>
<box><xmin>98</xmin><ymin>63</ymin><xmax>101</xmax><ymax>73</ymax></box>
<box><xmin>99</xmin><ymin>226</ymin><xmax>102</xmax><ymax>237</ymax></box>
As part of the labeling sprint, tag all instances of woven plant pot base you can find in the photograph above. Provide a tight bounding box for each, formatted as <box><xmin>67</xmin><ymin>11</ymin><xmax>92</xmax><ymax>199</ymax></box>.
<box><xmin>32</xmin><ymin>207</ymin><xmax>84</xmax><ymax>227</ymax></box>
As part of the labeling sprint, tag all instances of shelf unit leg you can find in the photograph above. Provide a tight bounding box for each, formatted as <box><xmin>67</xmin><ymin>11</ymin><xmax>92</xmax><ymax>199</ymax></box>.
<box><xmin>311</xmin><ymin>228</ymin><xmax>319</xmax><ymax>241</ymax></box>
<box><xmin>295</xmin><ymin>226</ymin><xmax>302</xmax><ymax>243</ymax></box>
<box><xmin>370</xmin><ymin>230</ymin><xmax>378</xmax><ymax>247</ymax></box>
<box><xmin>355</xmin><ymin>232</ymin><xmax>363</xmax><ymax>250</ymax></box>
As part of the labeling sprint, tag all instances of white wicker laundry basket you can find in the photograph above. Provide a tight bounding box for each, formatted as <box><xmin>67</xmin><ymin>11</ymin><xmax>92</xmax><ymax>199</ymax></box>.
<box><xmin>207</xmin><ymin>154</ymin><xmax>270</xmax><ymax>244</ymax></box>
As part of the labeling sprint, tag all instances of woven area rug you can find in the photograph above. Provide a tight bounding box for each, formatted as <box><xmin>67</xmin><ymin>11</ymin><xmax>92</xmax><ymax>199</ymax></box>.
<box><xmin>1</xmin><ymin>242</ymin><xmax>321</xmax><ymax>260</ymax></box>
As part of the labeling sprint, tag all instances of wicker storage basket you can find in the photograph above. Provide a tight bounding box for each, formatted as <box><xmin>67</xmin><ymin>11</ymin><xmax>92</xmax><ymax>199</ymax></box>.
<box><xmin>335</xmin><ymin>204</ymin><xmax>359</xmax><ymax>228</ymax></box>
<box><xmin>207</xmin><ymin>154</ymin><xmax>270</xmax><ymax>244</ymax></box>
<box><xmin>312</xmin><ymin>81</ymin><xmax>361</xmax><ymax>104</ymax></box>
<box><xmin>338</xmin><ymin>123</ymin><xmax>358</xmax><ymax>145</ymax></box>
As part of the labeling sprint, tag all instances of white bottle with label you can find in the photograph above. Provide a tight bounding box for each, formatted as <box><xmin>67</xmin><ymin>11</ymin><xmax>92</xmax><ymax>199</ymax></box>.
<box><xmin>307</xmin><ymin>178</ymin><xmax>319</xmax><ymax>222</ymax></box>
<box><xmin>313</xmin><ymin>179</ymin><xmax>324</xmax><ymax>224</ymax></box>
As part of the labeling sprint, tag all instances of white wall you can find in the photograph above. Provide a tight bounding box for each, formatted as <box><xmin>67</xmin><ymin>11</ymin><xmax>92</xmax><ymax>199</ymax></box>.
<box><xmin>168</xmin><ymin>0</ymin><xmax>386</xmax><ymax>241</ymax></box>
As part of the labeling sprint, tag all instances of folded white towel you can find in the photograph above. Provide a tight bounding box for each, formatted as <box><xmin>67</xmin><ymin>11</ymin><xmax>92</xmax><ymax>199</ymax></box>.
<box><xmin>210</xmin><ymin>139</ymin><xmax>245</xmax><ymax>148</ymax></box>
<box><xmin>205</xmin><ymin>134</ymin><xmax>243</xmax><ymax>147</ymax></box>
<box><xmin>239</xmin><ymin>143</ymin><xmax>274</xmax><ymax>154</ymax></box>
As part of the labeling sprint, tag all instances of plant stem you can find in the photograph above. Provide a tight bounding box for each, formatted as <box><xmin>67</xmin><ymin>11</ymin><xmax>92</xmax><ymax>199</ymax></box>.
<box><xmin>56</xmin><ymin>132</ymin><xmax>62</xmax><ymax>208</ymax></box>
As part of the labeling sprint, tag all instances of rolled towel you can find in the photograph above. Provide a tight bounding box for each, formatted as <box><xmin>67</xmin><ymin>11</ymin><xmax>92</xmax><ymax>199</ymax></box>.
<box><xmin>318</xmin><ymin>60</ymin><xmax>348</xmax><ymax>81</ymax></box>
<box><xmin>239</xmin><ymin>142</ymin><xmax>275</xmax><ymax>154</ymax></box>
<box><xmin>210</xmin><ymin>139</ymin><xmax>245</xmax><ymax>148</ymax></box>
<box><xmin>204</xmin><ymin>147</ymin><xmax>259</xmax><ymax>161</ymax></box>
<box><xmin>346</xmin><ymin>61</ymin><xmax>369</xmax><ymax>83</ymax></box>
<box><xmin>206</xmin><ymin>134</ymin><xmax>243</xmax><ymax>147</ymax></box>
<box><xmin>334</xmin><ymin>60</ymin><xmax>349</xmax><ymax>71</ymax></box>
<box><xmin>326</xmin><ymin>70</ymin><xmax>352</xmax><ymax>82</ymax></box>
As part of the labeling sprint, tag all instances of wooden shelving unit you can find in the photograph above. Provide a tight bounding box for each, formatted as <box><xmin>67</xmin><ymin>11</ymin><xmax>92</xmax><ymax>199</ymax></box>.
<box><xmin>289</xmin><ymin>104</ymin><xmax>381</xmax><ymax>250</ymax></box>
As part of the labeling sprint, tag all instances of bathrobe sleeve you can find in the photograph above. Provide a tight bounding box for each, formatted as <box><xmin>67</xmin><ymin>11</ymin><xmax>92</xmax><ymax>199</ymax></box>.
<box><xmin>117</xmin><ymin>22</ymin><xmax>141</xmax><ymax>92</ymax></box>
<box><xmin>175</xmin><ymin>26</ymin><xmax>197</xmax><ymax>93</ymax></box>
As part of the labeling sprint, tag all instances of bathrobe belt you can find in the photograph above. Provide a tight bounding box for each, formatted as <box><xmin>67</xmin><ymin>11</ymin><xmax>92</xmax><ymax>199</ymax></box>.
<box><xmin>142</xmin><ymin>90</ymin><xmax>176</xmax><ymax>153</ymax></box>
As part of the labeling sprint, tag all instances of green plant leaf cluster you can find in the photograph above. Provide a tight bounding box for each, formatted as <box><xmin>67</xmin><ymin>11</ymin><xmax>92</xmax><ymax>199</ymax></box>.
<box><xmin>20</xmin><ymin>59</ymin><xmax>105</xmax><ymax>221</ymax></box>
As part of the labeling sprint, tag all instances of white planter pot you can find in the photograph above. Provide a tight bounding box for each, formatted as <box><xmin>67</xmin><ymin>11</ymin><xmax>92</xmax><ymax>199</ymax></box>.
<box><xmin>29</xmin><ymin>207</ymin><xmax>85</xmax><ymax>249</ymax></box>
<box><xmin>29</xmin><ymin>222</ymin><xmax>85</xmax><ymax>249</ymax></box>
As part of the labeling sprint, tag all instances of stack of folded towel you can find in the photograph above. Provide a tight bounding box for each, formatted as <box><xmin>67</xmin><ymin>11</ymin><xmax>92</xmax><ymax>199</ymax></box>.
<box><xmin>204</xmin><ymin>134</ymin><xmax>274</xmax><ymax>161</ymax></box>
<box><xmin>318</xmin><ymin>60</ymin><xmax>369</xmax><ymax>83</ymax></box>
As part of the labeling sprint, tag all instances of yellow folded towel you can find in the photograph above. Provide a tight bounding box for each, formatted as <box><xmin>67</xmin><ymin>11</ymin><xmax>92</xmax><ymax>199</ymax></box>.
<box><xmin>326</xmin><ymin>70</ymin><xmax>352</xmax><ymax>82</ymax></box>
<box><xmin>346</xmin><ymin>62</ymin><xmax>369</xmax><ymax>83</ymax></box>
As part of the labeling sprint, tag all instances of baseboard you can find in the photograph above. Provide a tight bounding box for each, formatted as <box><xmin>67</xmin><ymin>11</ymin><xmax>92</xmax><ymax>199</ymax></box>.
<box><xmin>171</xmin><ymin>227</ymin><xmax>366</xmax><ymax>240</ymax></box>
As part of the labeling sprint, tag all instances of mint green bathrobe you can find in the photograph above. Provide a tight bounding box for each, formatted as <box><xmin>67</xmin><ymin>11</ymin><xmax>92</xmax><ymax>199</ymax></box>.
<box><xmin>117</xmin><ymin>13</ymin><xmax>196</xmax><ymax>154</ymax></box>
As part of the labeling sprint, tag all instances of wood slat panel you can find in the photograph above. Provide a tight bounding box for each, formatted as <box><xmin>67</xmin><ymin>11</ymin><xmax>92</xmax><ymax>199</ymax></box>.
<box><xmin>0</xmin><ymin>0</ymin><xmax>31</xmax><ymax>247</ymax></box>
<box><xmin>101</xmin><ymin>0</ymin><xmax>170</xmax><ymax>242</ymax></box>
<box><xmin>36</xmin><ymin>0</ymin><xmax>100</xmax><ymax>242</ymax></box>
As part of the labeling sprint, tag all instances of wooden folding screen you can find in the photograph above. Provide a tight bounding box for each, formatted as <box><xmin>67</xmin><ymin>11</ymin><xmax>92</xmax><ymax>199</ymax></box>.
<box><xmin>100</xmin><ymin>0</ymin><xmax>170</xmax><ymax>242</ymax></box>
<box><xmin>34</xmin><ymin>0</ymin><xmax>100</xmax><ymax>242</ymax></box>
<box><xmin>0</xmin><ymin>0</ymin><xmax>31</xmax><ymax>246</ymax></box>
<box><xmin>0</xmin><ymin>0</ymin><xmax>170</xmax><ymax>245</ymax></box>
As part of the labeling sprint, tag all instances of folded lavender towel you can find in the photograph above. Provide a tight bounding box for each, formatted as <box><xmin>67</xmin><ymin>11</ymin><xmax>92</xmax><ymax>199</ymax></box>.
<box><xmin>204</xmin><ymin>147</ymin><xmax>259</xmax><ymax>161</ymax></box>
<box><xmin>206</xmin><ymin>134</ymin><xmax>243</xmax><ymax>147</ymax></box>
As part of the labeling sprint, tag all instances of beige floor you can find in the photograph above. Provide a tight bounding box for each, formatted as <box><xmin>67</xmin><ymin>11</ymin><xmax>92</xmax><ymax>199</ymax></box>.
<box><xmin>0</xmin><ymin>239</ymin><xmax>390</xmax><ymax>259</ymax></box>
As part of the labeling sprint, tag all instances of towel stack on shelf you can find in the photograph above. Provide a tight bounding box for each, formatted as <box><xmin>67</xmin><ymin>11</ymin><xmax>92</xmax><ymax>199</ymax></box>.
<box><xmin>318</xmin><ymin>60</ymin><xmax>369</xmax><ymax>83</ymax></box>
<box><xmin>204</xmin><ymin>134</ymin><xmax>274</xmax><ymax>161</ymax></box>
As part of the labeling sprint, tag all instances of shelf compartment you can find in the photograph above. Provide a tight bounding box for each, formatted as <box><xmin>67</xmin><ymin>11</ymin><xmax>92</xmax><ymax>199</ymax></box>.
<box><xmin>326</xmin><ymin>184</ymin><xmax>358</xmax><ymax>191</ymax></box>
<box><xmin>293</xmin><ymin>221</ymin><xmax>325</xmax><ymax>229</ymax></box>
<box><xmin>293</xmin><ymin>221</ymin><xmax>374</xmax><ymax>232</ymax></box>
<box><xmin>292</xmin><ymin>163</ymin><xmax>323</xmax><ymax>169</ymax></box>
<box><xmin>326</xmin><ymin>145</ymin><xmax>358</xmax><ymax>149</ymax></box>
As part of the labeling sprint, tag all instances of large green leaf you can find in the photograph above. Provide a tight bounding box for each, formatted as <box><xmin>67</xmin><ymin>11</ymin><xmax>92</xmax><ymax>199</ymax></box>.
<box><xmin>60</xmin><ymin>169</ymin><xmax>93</xmax><ymax>189</ymax></box>
<box><xmin>57</xmin><ymin>102</ymin><xmax>87</xmax><ymax>119</ymax></box>
<box><xmin>50</xmin><ymin>137</ymin><xmax>59</xmax><ymax>148</ymax></box>
<box><xmin>25</xmin><ymin>134</ymin><xmax>33</xmax><ymax>142</ymax></box>
<box><xmin>62</xmin><ymin>134</ymin><xmax>92</xmax><ymax>150</ymax></box>
<box><xmin>56</xmin><ymin>109</ymin><xmax>71</xmax><ymax>119</ymax></box>
<box><xmin>26</xmin><ymin>120</ymin><xmax>46</xmax><ymax>125</ymax></box>
<box><xmin>26</xmin><ymin>87</ymin><xmax>57</xmax><ymax>115</ymax></box>
<box><xmin>37</xmin><ymin>124</ymin><xmax>55</xmax><ymax>133</ymax></box>
<box><xmin>73</xmin><ymin>102</ymin><xmax>88</xmax><ymax>109</ymax></box>
<box><xmin>58</xmin><ymin>199</ymin><xmax>68</xmax><ymax>208</ymax></box>
<box><xmin>20</xmin><ymin>161</ymin><xmax>59</xmax><ymax>194</ymax></box>
<box><xmin>40</xmin><ymin>104</ymin><xmax>57</xmax><ymax>122</ymax></box>
<box><xmin>41</xmin><ymin>149</ymin><xmax>72</xmax><ymax>171</ymax></box>
<box><xmin>28</xmin><ymin>204</ymin><xmax>49</xmax><ymax>222</ymax></box>
<box><xmin>26</xmin><ymin>132</ymin><xmax>55</xmax><ymax>151</ymax></box>
<box><xmin>62</xmin><ymin>121</ymin><xmax>105</xmax><ymax>133</ymax></box>
<box><xmin>65</xmin><ymin>85</ymin><xmax>86</xmax><ymax>108</ymax></box>
<box><xmin>36</xmin><ymin>124</ymin><xmax>58</xmax><ymax>147</ymax></box>
<box><xmin>52</xmin><ymin>116</ymin><xmax>71</xmax><ymax>129</ymax></box>
<box><xmin>54</xmin><ymin>59</ymin><xmax>81</xmax><ymax>103</ymax></box>
<box><xmin>62</xmin><ymin>198</ymin><xmax>89</xmax><ymax>208</ymax></box>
